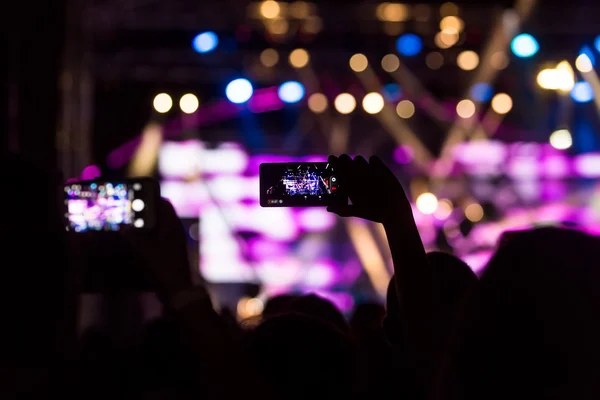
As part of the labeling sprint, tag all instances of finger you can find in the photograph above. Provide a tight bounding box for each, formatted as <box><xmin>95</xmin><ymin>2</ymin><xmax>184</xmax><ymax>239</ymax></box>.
<box><xmin>327</xmin><ymin>205</ymin><xmax>382</xmax><ymax>223</ymax></box>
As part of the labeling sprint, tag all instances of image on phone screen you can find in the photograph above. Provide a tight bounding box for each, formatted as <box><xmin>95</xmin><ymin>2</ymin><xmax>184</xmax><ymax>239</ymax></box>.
<box><xmin>64</xmin><ymin>180</ymin><xmax>153</xmax><ymax>232</ymax></box>
<box><xmin>259</xmin><ymin>162</ymin><xmax>345</xmax><ymax>207</ymax></box>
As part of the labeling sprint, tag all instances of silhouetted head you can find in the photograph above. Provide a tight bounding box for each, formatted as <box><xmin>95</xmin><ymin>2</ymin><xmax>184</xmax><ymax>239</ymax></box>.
<box><xmin>383</xmin><ymin>251</ymin><xmax>477</xmax><ymax>346</ymax></box>
<box><xmin>350</xmin><ymin>302</ymin><xmax>386</xmax><ymax>341</ymax></box>
<box><xmin>247</xmin><ymin>313</ymin><xmax>360</xmax><ymax>399</ymax></box>
<box><xmin>439</xmin><ymin>227</ymin><xmax>600</xmax><ymax>400</ymax></box>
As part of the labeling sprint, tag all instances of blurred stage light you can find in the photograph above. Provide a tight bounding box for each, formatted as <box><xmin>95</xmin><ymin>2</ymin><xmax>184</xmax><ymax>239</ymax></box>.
<box><xmin>349</xmin><ymin>53</ymin><xmax>368</xmax><ymax>72</ymax></box>
<box><xmin>440</xmin><ymin>16</ymin><xmax>464</xmax><ymax>33</ymax></box>
<box><xmin>425</xmin><ymin>52</ymin><xmax>444</xmax><ymax>69</ymax></box>
<box><xmin>549</xmin><ymin>129</ymin><xmax>573</xmax><ymax>150</ymax></box>
<box><xmin>382</xmin><ymin>83</ymin><xmax>402</xmax><ymax>101</ymax></box>
<box><xmin>377</xmin><ymin>3</ymin><xmax>409</xmax><ymax>22</ymax></box>
<box><xmin>396</xmin><ymin>33</ymin><xmax>423</xmax><ymax>56</ymax></box>
<box><xmin>457</xmin><ymin>50</ymin><xmax>479</xmax><ymax>70</ymax></box>
<box><xmin>465</xmin><ymin>203</ymin><xmax>484</xmax><ymax>222</ymax></box>
<box><xmin>289</xmin><ymin>48</ymin><xmax>310</xmax><ymax>68</ymax></box>
<box><xmin>491</xmin><ymin>93</ymin><xmax>513</xmax><ymax>114</ymax></box>
<box><xmin>510</xmin><ymin>33</ymin><xmax>539</xmax><ymax>58</ymax></box>
<box><xmin>416</xmin><ymin>192</ymin><xmax>438</xmax><ymax>215</ymax></box>
<box><xmin>278</xmin><ymin>81</ymin><xmax>305</xmax><ymax>103</ymax></box>
<box><xmin>179</xmin><ymin>93</ymin><xmax>199</xmax><ymax>114</ymax></box>
<box><xmin>260</xmin><ymin>0</ymin><xmax>280</xmax><ymax>19</ymax></box>
<box><xmin>555</xmin><ymin>61</ymin><xmax>575</xmax><ymax>92</ymax></box>
<box><xmin>381</xmin><ymin>54</ymin><xmax>400</xmax><ymax>72</ymax></box>
<box><xmin>456</xmin><ymin>99</ymin><xmax>476</xmax><ymax>118</ymax></box>
<box><xmin>260</xmin><ymin>48</ymin><xmax>279</xmax><ymax>67</ymax></box>
<box><xmin>440</xmin><ymin>2</ymin><xmax>459</xmax><ymax>17</ymax></box>
<box><xmin>575</xmin><ymin>53</ymin><xmax>594</xmax><ymax>73</ymax></box>
<box><xmin>307</xmin><ymin>93</ymin><xmax>328</xmax><ymax>113</ymax></box>
<box><xmin>434</xmin><ymin>199</ymin><xmax>454</xmax><ymax>220</ymax></box>
<box><xmin>289</xmin><ymin>1</ymin><xmax>311</xmax><ymax>19</ymax></box>
<box><xmin>537</xmin><ymin>68</ymin><xmax>557</xmax><ymax>89</ymax></box>
<box><xmin>470</xmin><ymin>83</ymin><xmax>493</xmax><ymax>102</ymax></box>
<box><xmin>571</xmin><ymin>81</ymin><xmax>594</xmax><ymax>103</ymax></box>
<box><xmin>153</xmin><ymin>93</ymin><xmax>173</xmax><ymax>113</ymax></box>
<box><xmin>334</xmin><ymin>93</ymin><xmax>356</xmax><ymax>114</ymax></box>
<box><xmin>435</xmin><ymin>30</ymin><xmax>459</xmax><ymax>49</ymax></box>
<box><xmin>490</xmin><ymin>52</ymin><xmax>509</xmax><ymax>70</ymax></box>
<box><xmin>226</xmin><ymin>79</ymin><xmax>254</xmax><ymax>104</ymax></box>
<box><xmin>595</xmin><ymin>36</ymin><xmax>600</xmax><ymax>53</ymax></box>
<box><xmin>192</xmin><ymin>32</ymin><xmax>218</xmax><ymax>53</ymax></box>
<box><xmin>396</xmin><ymin>100</ymin><xmax>415</xmax><ymax>118</ymax></box>
<box><xmin>362</xmin><ymin>92</ymin><xmax>385</xmax><ymax>114</ymax></box>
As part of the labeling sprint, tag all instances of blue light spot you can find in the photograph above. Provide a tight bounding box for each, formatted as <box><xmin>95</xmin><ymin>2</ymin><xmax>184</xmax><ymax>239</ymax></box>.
<box><xmin>570</xmin><ymin>81</ymin><xmax>594</xmax><ymax>103</ymax></box>
<box><xmin>193</xmin><ymin>32</ymin><xmax>219</xmax><ymax>53</ymax></box>
<box><xmin>226</xmin><ymin>78</ymin><xmax>253</xmax><ymax>104</ymax></box>
<box><xmin>470</xmin><ymin>83</ymin><xmax>494</xmax><ymax>102</ymax></box>
<box><xmin>396</xmin><ymin>34</ymin><xmax>423</xmax><ymax>57</ymax></box>
<box><xmin>278</xmin><ymin>81</ymin><xmax>305</xmax><ymax>104</ymax></box>
<box><xmin>510</xmin><ymin>34</ymin><xmax>539</xmax><ymax>58</ymax></box>
<box><xmin>595</xmin><ymin>36</ymin><xmax>600</xmax><ymax>53</ymax></box>
<box><xmin>383</xmin><ymin>83</ymin><xmax>402</xmax><ymax>102</ymax></box>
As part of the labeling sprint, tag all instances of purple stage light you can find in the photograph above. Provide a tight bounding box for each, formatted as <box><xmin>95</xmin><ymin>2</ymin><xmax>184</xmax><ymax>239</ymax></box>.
<box><xmin>574</xmin><ymin>153</ymin><xmax>600</xmax><ymax>178</ymax></box>
<box><xmin>393</xmin><ymin>145</ymin><xmax>414</xmax><ymax>164</ymax></box>
<box><xmin>81</xmin><ymin>165</ymin><xmax>102</xmax><ymax>180</ymax></box>
<box><xmin>296</xmin><ymin>208</ymin><xmax>336</xmax><ymax>232</ymax></box>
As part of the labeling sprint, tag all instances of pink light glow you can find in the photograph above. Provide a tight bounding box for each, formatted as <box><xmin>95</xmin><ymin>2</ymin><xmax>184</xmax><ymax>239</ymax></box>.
<box><xmin>81</xmin><ymin>165</ymin><xmax>102</xmax><ymax>180</ymax></box>
<box><xmin>573</xmin><ymin>153</ymin><xmax>600</xmax><ymax>178</ymax></box>
<box><xmin>301</xmin><ymin>260</ymin><xmax>339</xmax><ymax>288</ymax></box>
<box><xmin>296</xmin><ymin>208</ymin><xmax>337</xmax><ymax>232</ymax></box>
<box><xmin>393</xmin><ymin>145</ymin><xmax>414</xmax><ymax>164</ymax></box>
<box><xmin>308</xmin><ymin>291</ymin><xmax>355</xmax><ymax>312</ymax></box>
<box><xmin>542</xmin><ymin>155</ymin><xmax>570</xmax><ymax>178</ymax></box>
<box><xmin>461</xmin><ymin>250</ymin><xmax>493</xmax><ymax>276</ymax></box>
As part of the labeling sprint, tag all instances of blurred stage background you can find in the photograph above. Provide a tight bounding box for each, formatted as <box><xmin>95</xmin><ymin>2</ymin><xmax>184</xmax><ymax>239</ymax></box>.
<box><xmin>6</xmin><ymin>0</ymin><xmax>600</xmax><ymax>315</ymax></box>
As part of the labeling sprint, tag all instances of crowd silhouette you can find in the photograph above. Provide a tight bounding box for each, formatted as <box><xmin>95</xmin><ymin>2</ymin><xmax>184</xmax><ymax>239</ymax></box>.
<box><xmin>3</xmin><ymin>151</ymin><xmax>600</xmax><ymax>399</ymax></box>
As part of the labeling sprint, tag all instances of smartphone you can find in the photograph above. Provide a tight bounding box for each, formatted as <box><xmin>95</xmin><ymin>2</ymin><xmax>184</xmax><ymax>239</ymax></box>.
<box><xmin>64</xmin><ymin>177</ymin><xmax>159</xmax><ymax>232</ymax></box>
<box><xmin>259</xmin><ymin>162</ymin><xmax>346</xmax><ymax>207</ymax></box>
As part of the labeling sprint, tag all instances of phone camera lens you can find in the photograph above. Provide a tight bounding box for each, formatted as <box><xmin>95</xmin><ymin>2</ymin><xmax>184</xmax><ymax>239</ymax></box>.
<box><xmin>331</xmin><ymin>176</ymin><xmax>337</xmax><ymax>182</ymax></box>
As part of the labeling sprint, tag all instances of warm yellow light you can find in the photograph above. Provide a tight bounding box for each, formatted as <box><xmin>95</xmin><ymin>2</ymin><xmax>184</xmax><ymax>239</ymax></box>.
<box><xmin>153</xmin><ymin>93</ymin><xmax>173</xmax><ymax>113</ymax></box>
<box><xmin>456</xmin><ymin>99</ymin><xmax>476</xmax><ymax>118</ymax></box>
<box><xmin>435</xmin><ymin>30</ymin><xmax>459</xmax><ymax>48</ymax></box>
<box><xmin>260</xmin><ymin>48</ymin><xmax>279</xmax><ymax>67</ymax></box>
<box><xmin>440</xmin><ymin>16</ymin><xmax>464</xmax><ymax>33</ymax></box>
<box><xmin>416</xmin><ymin>192</ymin><xmax>439</xmax><ymax>215</ymax></box>
<box><xmin>179</xmin><ymin>93</ymin><xmax>199</xmax><ymax>114</ymax></box>
<box><xmin>308</xmin><ymin>93</ymin><xmax>328</xmax><ymax>113</ymax></box>
<box><xmin>425</xmin><ymin>52</ymin><xmax>444</xmax><ymax>69</ymax></box>
<box><xmin>289</xmin><ymin>1</ymin><xmax>311</xmax><ymax>19</ymax></box>
<box><xmin>375</xmin><ymin>2</ymin><xmax>390</xmax><ymax>20</ymax></box>
<box><xmin>465</xmin><ymin>203</ymin><xmax>484</xmax><ymax>222</ymax></box>
<box><xmin>549</xmin><ymin>129</ymin><xmax>572</xmax><ymax>150</ymax></box>
<box><xmin>267</xmin><ymin>18</ymin><xmax>289</xmax><ymax>35</ymax></box>
<box><xmin>537</xmin><ymin>68</ymin><xmax>559</xmax><ymax>90</ymax></box>
<box><xmin>457</xmin><ymin>50</ymin><xmax>479</xmax><ymax>71</ymax></box>
<box><xmin>334</xmin><ymin>93</ymin><xmax>357</xmax><ymax>114</ymax></box>
<box><xmin>490</xmin><ymin>52</ymin><xmax>509</xmax><ymax>70</ymax></box>
<box><xmin>382</xmin><ymin>3</ymin><xmax>409</xmax><ymax>22</ymax></box>
<box><xmin>289</xmin><ymin>48</ymin><xmax>309</xmax><ymax>68</ymax></box>
<box><xmin>362</xmin><ymin>92</ymin><xmax>385</xmax><ymax>114</ymax></box>
<box><xmin>575</xmin><ymin>54</ymin><xmax>593</xmax><ymax>73</ymax></box>
<box><xmin>349</xmin><ymin>53</ymin><xmax>369</xmax><ymax>72</ymax></box>
<box><xmin>440</xmin><ymin>2</ymin><xmax>459</xmax><ymax>17</ymax></box>
<box><xmin>302</xmin><ymin>16</ymin><xmax>323</xmax><ymax>34</ymax></box>
<box><xmin>491</xmin><ymin>93</ymin><xmax>513</xmax><ymax>114</ymax></box>
<box><xmin>381</xmin><ymin>54</ymin><xmax>400</xmax><ymax>72</ymax></box>
<box><xmin>396</xmin><ymin>100</ymin><xmax>415</xmax><ymax>118</ymax></box>
<box><xmin>260</xmin><ymin>0</ymin><xmax>281</xmax><ymax>19</ymax></box>
<box><xmin>555</xmin><ymin>61</ymin><xmax>575</xmax><ymax>92</ymax></box>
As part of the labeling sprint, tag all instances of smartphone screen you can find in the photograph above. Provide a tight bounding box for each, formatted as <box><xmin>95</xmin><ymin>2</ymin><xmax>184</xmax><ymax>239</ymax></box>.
<box><xmin>259</xmin><ymin>162</ymin><xmax>345</xmax><ymax>207</ymax></box>
<box><xmin>64</xmin><ymin>179</ymin><xmax>157</xmax><ymax>232</ymax></box>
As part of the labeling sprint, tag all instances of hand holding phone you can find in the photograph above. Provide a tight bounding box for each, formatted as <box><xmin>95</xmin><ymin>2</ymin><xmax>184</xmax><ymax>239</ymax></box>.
<box><xmin>64</xmin><ymin>177</ymin><xmax>159</xmax><ymax>232</ymax></box>
<box><xmin>259</xmin><ymin>162</ymin><xmax>347</xmax><ymax>207</ymax></box>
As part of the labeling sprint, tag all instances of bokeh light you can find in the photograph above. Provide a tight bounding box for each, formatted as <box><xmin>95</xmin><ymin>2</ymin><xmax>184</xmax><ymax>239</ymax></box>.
<box><xmin>425</xmin><ymin>52</ymin><xmax>444</xmax><ymax>69</ymax></box>
<box><xmin>289</xmin><ymin>48</ymin><xmax>310</xmax><ymax>68</ymax></box>
<box><xmin>192</xmin><ymin>32</ymin><xmax>218</xmax><ymax>53</ymax></box>
<box><xmin>595</xmin><ymin>35</ymin><xmax>600</xmax><ymax>53</ymax></box>
<box><xmin>153</xmin><ymin>93</ymin><xmax>173</xmax><ymax>113</ymax></box>
<box><xmin>440</xmin><ymin>16</ymin><xmax>464</xmax><ymax>33</ymax></box>
<box><xmin>490</xmin><ymin>52</ymin><xmax>509</xmax><ymax>70</ymax></box>
<box><xmin>555</xmin><ymin>61</ymin><xmax>575</xmax><ymax>92</ymax></box>
<box><xmin>307</xmin><ymin>93</ymin><xmax>328</xmax><ymax>113</ymax></box>
<box><xmin>435</xmin><ymin>30</ymin><xmax>459</xmax><ymax>49</ymax></box>
<box><xmin>377</xmin><ymin>3</ymin><xmax>409</xmax><ymax>22</ymax></box>
<box><xmin>349</xmin><ymin>53</ymin><xmax>369</xmax><ymax>72</ymax></box>
<box><xmin>226</xmin><ymin>78</ymin><xmax>254</xmax><ymax>104</ymax></box>
<box><xmin>440</xmin><ymin>2</ymin><xmax>459</xmax><ymax>17</ymax></box>
<box><xmin>571</xmin><ymin>81</ymin><xmax>594</xmax><ymax>103</ymax></box>
<box><xmin>260</xmin><ymin>0</ymin><xmax>281</xmax><ymax>19</ymax></box>
<box><xmin>278</xmin><ymin>81</ymin><xmax>305</xmax><ymax>104</ymax></box>
<box><xmin>362</xmin><ymin>92</ymin><xmax>385</xmax><ymax>114</ymax></box>
<box><xmin>575</xmin><ymin>53</ymin><xmax>593</xmax><ymax>73</ymax></box>
<box><xmin>334</xmin><ymin>93</ymin><xmax>357</xmax><ymax>114</ymax></box>
<box><xmin>465</xmin><ymin>203</ymin><xmax>484</xmax><ymax>222</ymax></box>
<box><xmin>382</xmin><ymin>83</ymin><xmax>402</xmax><ymax>101</ymax></box>
<box><xmin>511</xmin><ymin>33</ymin><xmax>539</xmax><ymax>58</ymax></box>
<box><xmin>434</xmin><ymin>199</ymin><xmax>454</xmax><ymax>220</ymax></box>
<box><xmin>396</xmin><ymin>33</ymin><xmax>423</xmax><ymax>56</ymax></box>
<box><xmin>416</xmin><ymin>192</ymin><xmax>439</xmax><ymax>215</ymax></box>
<box><xmin>456</xmin><ymin>99</ymin><xmax>476</xmax><ymax>118</ymax></box>
<box><xmin>179</xmin><ymin>93</ymin><xmax>199</xmax><ymax>114</ymax></box>
<box><xmin>491</xmin><ymin>93</ymin><xmax>513</xmax><ymax>114</ymax></box>
<box><xmin>457</xmin><ymin>50</ymin><xmax>479</xmax><ymax>71</ymax></box>
<box><xmin>396</xmin><ymin>100</ymin><xmax>415</xmax><ymax>118</ymax></box>
<box><xmin>381</xmin><ymin>54</ymin><xmax>400</xmax><ymax>72</ymax></box>
<box><xmin>470</xmin><ymin>83</ymin><xmax>494</xmax><ymax>102</ymax></box>
<box><xmin>549</xmin><ymin>129</ymin><xmax>573</xmax><ymax>150</ymax></box>
<box><xmin>260</xmin><ymin>48</ymin><xmax>279</xmax><ymax>67</ymax></box>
